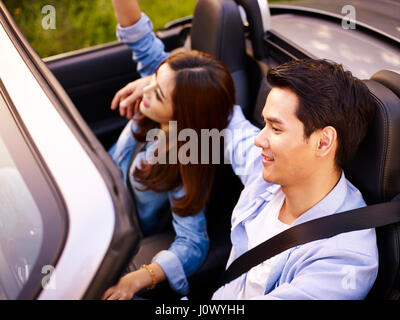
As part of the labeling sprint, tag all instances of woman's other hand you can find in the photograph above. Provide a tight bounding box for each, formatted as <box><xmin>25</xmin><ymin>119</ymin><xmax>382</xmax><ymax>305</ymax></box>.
<box><xmin>102</xmin><ymin>271</ymin><xmax>141</xmax><ymax>300</ymax></box>
<box><xmin>102</xmin><ymin>262</ymin><xmax>166</xmax><ymax>300</ymax></box>
<box><xmin>110</xmin><ymin>75</ymin><xmax>151</xmax><ymax>119</ymax></box>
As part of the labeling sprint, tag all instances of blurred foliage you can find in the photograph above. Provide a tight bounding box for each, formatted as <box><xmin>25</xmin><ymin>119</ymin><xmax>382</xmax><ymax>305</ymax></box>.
<box><xmin>3</xmin><ymin>0</ymin><xmax>197</xmax><ymax>58</ymax></box>
<box><xmin>3</xmin><ymin>0</ymin><xmax>288</xmax><ymax>58</ymax></box>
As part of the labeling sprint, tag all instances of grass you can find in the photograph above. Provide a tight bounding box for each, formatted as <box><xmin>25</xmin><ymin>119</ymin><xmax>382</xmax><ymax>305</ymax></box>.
<box><xmin>3</xmin><ymin>0</ymin><xmax>289</xmax><ymax>58</ymax></box>
<box><xmin>3</xmin><ymin>0</ymin><xmax>197</xmax><ymax>58</ymax></box>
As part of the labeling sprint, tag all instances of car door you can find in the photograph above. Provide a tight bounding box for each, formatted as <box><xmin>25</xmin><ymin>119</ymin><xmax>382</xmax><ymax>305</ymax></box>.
<box><xmin>0</xmin><ymin>2</ymin><xmax>141</xmax><ymax>299</ymax></box>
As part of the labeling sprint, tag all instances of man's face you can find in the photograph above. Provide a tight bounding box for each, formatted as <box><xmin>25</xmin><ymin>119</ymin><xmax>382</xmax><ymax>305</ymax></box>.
<box><xmin>254</xmin><ymin>87</ymin><xmax>319</xmax><ymax>187</ymax></box>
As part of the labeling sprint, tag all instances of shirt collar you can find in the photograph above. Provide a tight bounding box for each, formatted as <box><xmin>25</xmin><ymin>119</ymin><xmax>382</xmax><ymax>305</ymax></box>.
<box><xmin>255</xmin><ymin>171</ymin><xmax>348</xmax><ymax>226</ymax></box>
<box><xmin>233</xmin><ymin>171</ymin><xmax>348</xmax><ymax>229</ymax></box>
<box><xmin>257</xmin><ymin>183</ymin><xmax>281</xmax><ymax>202</ymax></box>
<box><xmin>293</xmin><ymin>171</ymin><xmax>347</xmax><ymax>226</ymax></box>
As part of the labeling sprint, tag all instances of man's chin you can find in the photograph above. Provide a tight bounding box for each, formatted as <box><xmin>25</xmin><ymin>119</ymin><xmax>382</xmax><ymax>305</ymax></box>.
<box><xmin>262</xmin><ymin>169</ymin><xmax>275</xmax><ymax>184</ymax></box>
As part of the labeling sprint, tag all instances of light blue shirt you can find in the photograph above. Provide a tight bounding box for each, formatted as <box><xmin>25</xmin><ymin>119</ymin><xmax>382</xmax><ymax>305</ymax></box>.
<box><xmin>213</xmin><ymin>105</ymin><xmax>379</xmax><ymax>300</ymax></box>
<box><xmin>116</xmin><ymin>13</ymin><xmax>169</xmax><ymax>77</ymax></box>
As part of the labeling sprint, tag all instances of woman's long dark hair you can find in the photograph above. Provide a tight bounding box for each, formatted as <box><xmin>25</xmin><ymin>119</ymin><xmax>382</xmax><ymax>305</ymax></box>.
<box><xmin>133</xmin><ymin>50</ymin><xmax>235</xmax><ymax>217</ymax></box>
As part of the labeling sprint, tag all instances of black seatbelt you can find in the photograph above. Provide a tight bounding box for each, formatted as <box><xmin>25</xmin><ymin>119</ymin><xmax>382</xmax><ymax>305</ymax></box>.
<box><xmin>218</xmin><ymin>200</ymin><xmax>400</xmax><ymax>288</ymax></box>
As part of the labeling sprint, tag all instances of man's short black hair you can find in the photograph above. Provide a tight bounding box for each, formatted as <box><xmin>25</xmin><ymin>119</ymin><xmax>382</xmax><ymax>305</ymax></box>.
<box><xmin>267</xmin><ymin>59</ymin><xmax>376</xmax><ymax>170</ymax></box>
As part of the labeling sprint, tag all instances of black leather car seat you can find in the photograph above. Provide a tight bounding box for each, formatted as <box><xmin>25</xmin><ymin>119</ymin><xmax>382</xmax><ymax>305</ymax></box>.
<box><xmin>344</xmin><ymin>70</ymin><xmax>400</xmax><ymax>299</ymax></box>
<box><xmin>191</xmin><ymin>0</ymin><xmax>248</xmax><ymax>112</ymax></box>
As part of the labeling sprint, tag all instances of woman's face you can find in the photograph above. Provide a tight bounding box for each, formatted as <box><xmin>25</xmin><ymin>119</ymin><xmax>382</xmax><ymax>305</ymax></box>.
<box><xmin>140</xmin><ymin>63</ymin><xmax>175</xmax><ymax>129</ymax></box>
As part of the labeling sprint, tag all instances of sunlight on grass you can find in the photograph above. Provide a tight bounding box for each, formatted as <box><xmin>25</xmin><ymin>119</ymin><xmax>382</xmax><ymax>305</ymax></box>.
<box><xmin>3</xmin><ymin>0</ymin><xmax>197</xmax><ymax>58</ymax></box>
<box><xmin>3</xmin><ymin>0</ymin><xmax>288</xmax><ymax>58</ymax></box>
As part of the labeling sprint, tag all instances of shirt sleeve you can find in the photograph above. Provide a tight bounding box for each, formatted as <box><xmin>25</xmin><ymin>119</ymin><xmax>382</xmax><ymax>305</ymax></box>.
<box><xmin>252</xmin><ymin>248</ymin><xmax>378</xmax><ymax>300</ymax></box>
<box><xmin>224</xmin><ymin>105</ymin><xmax>262</xmax><ymax>186</ymax></box>
<box><xmin>116</xmin><ymin>13</ymin><xmax>169</xmax><ymax>77</ymax></box>
<box><xmin>152</xmin><ymin>209</ymin><xmax>210</xmax><ymax>295</ymax></box>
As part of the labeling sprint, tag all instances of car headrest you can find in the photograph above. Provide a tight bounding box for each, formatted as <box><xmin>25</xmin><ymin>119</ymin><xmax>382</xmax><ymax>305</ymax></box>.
<box><xmin>344</xmin><ymin>71</ymin><xmax>400</xmax><ymax>205</ymax></box>
<box><xmin>191</xmin><ymin>0</ymin><xmax>246</xmax><ymax>74</ymax></box>
<box><xmin>370</xmin><ymin>70</ymin><xmax>400</xmax><ymax>100</ymax></box>
<box><xmin>191</xmin><ymin>0</ymin><xmax>250</xmax><ymax>112</ymax></box>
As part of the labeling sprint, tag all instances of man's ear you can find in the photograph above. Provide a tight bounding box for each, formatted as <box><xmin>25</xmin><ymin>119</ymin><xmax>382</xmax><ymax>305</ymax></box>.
<box><xmin>315</xmin><ymin>126</ymin><xmax>337</xmax><ymax>158</ymax></box>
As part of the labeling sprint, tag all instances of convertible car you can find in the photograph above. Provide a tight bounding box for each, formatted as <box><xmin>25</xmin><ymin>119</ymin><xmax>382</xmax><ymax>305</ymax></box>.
<box><xmin>0</xmin><ymin>0</ymin><xmax>399</xmax><ymax>300</ymax></box>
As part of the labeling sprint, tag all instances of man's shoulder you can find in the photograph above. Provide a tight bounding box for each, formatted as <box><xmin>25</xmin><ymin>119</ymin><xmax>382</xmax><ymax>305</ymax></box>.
<box><xmin>293</xmin><ymin>177</ymin><xmax>377</xmax><ymax>260</ymax></box>
<box><xmin>290</xmin><ymin>175</ymin><xmax>376</xmax><ymax>258</ymax></box>
<box><xmin>339</xmin><ymin>176</ymin><xmax>368</xmax><ymax>212</ymax></box>
<box><xmin>289</xmin><ymin>219</ymin><xmax>377</xmax><ymax>266</ymax></box>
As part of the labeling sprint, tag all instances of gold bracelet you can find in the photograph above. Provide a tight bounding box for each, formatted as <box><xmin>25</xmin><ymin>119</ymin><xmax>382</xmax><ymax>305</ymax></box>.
<box><xmin>140</xmin><ymin>264</ymin><xmax>157</xmax><ymax>290</ymax></box>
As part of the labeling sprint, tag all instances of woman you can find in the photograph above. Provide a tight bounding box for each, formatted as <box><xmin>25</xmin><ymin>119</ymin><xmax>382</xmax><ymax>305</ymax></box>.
<box><xmin>102</xmin><ymin>0</ymin><xmax>236</xmax><ymax>300</ymax></box>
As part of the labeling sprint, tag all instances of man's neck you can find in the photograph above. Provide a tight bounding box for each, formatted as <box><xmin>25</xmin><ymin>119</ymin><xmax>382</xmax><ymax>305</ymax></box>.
<box><xmin>278</xmin><ymin>168</ymin><xmax>342</xmax><ymax>225</ymax></box>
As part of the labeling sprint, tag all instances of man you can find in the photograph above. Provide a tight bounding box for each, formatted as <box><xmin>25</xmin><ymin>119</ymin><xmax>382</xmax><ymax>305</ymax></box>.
<box><xmin>212</xmin><ymin>59</ymin><xmax>378</xmax><ymax>299</ymax></box>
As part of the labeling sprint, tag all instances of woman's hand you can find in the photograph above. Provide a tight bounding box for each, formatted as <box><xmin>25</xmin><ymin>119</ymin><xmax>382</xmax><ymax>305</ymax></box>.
<box><xmin>110</xmin><ymin>75</ymin><xmax>152</xmax><ymax>119</ymax></box>
<box><xmin>102</xmin><ymin>271</ymin><xmax>142</xmax><ymax>300</ymax></box>
<box><xmin>102</xmin><ymin>262</ymin><xmax>166</xmax><ymax>300</ymax></box>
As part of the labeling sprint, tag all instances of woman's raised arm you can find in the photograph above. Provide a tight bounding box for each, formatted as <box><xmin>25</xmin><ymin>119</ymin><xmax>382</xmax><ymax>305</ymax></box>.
<box><xmin>112</xmin><ymin>0</ymin><xmax>142</xmax><ymax>27</ymax></box>
<box><xmin>110</xmin><ymin>0</ymin><xmax>169</xmax><ymax>118</ymax></box>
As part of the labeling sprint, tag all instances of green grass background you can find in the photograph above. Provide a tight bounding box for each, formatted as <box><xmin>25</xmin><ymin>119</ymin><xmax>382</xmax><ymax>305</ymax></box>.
<box><xmin>3</xmin><ymin>0</ymin><xmax>285</xmax><ymax>58</ymax></box>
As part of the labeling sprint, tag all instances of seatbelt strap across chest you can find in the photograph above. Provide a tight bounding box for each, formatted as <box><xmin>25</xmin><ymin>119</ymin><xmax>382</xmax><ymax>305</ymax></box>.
<box><xmin>218</xmin><ymin>200</ymin><xmax>400</xmax><ymax>287</ymax></box>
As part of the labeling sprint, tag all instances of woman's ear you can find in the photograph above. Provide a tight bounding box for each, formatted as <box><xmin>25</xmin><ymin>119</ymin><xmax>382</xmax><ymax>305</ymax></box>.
<box><xmin>315</xmin><ymin>126</ymin><xmax>337</xmax><ymax>158</ymax></box>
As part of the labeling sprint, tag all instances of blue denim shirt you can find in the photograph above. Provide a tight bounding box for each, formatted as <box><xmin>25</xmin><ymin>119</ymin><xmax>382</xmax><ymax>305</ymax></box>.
<box><xmin>116</xmin><ymin>13</ymin><xmax>169</xmax><ymax>76</ymax></box>
<box><xmin>110</xmin><ymin>13</ymin><xmax>208</xmax><ymax>295</ymax></box>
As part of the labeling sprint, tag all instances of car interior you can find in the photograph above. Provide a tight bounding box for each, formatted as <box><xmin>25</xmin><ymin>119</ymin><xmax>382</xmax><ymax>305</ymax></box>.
<box><xmin>44</xmin><ymin>0</ymin><xmax>400</xmax><ymax>299</ymax></box>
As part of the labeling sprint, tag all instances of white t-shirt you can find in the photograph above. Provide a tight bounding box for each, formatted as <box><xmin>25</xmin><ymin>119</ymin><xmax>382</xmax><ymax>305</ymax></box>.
<box><xmin>232</xmin><ymin>188</ymin><xmax>290</xmax><ymax>299</ymax></box>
